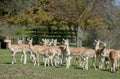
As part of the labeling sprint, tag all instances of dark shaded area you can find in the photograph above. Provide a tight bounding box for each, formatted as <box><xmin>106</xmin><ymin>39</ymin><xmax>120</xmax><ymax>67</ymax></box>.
<box><xmin>0</xmin><ymin>36</ymin><xmax>7</xmax><ymax>49</ymax></box>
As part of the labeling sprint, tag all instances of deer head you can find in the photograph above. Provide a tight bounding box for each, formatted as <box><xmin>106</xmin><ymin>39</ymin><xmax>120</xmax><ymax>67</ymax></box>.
<box><xmin>93</xmin><ymin>39</ymin><xmax>101</xmax><ymax>50</ymax></box>
<box><xmin>4</xmin><ymin>36</ymin><xmax>11</xmax><ymax>43</ymax></box>
<box><xmin>42</xmin><ymin>38</ymin><xmax>49</xmax><ymax>46</ymax></box>
<box><xmin>62</xmin><ymin>39</ymin><xmax>69</xmax><ymax>46</ymax></box>
<box><xmin>28</xmin><ymin>38</ymin><xmax>33</xmax><ymax>45</ymax></box>
<box><xmin>17</xmin><ymin>38</ymin><xmax>23</xmax><ymax>44</ymax></box>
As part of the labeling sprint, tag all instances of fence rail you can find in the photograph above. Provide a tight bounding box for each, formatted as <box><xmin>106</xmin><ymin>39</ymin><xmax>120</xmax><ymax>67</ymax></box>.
<box><xmin>25</xmin><ymin>28</ymin><xmax>77</xmax><ymax>45</ymax></box>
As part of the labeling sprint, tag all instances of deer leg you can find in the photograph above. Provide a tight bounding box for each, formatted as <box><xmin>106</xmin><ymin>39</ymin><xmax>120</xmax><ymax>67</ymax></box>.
<box><xmin>54</xmin><ymin>56</ymin><xmax>57</xmax><ymax>66</ymax></box>
<box><xmin>44</xmin><ymin>57</ymin><xmax>47</xmax><ymax>67</ymax></box>
<box><xmin>82</xmin><ymin>59</ymin><xmax>86</xmax><ymax>70</ymax></box>
<box><xmin>47</xmin><ymin>58</ymin><xmax>50</xmax><ymax>66</ymax></box>
<box><xmin>34</xmin><ymin>54</ymin><xmax>37</xmax><ymax>66</ymax></box>
<box><xmin>113</xmin><ymin>63</ymin><xmax>116</xmax><ymax>72</ymax></box>
<box><xmin>66</xmin><ymin>57</ymin><xmax>69</xmax><ymax>68</ymax></box>
<box><xmin>57</xmin><ymin>55</ymin><xmax>61</xmax><ymax>65</ymax></box>
<box><xmin>92</xmin><ymin>57</ymin><xmax>97</xmax><ymax>70</ymax></box>
<box><xmin>30</xmin><ymin>51</ymin><xmax>33</xmax><ymax>60</ymax></box>
<box><xmin>11</xmin><ymin>51</ymin><xmax>16</xmax><ymax>64</ymax></box>
<box><xmin>32</xmin><ymin>54</ymin><xmax>36</xmax><ymax>63</ymax></box>
<box><xmin>96</xmin><ymin>55</ymin><xmax>100</xmax><ymax>68</ymax></box>
<box><xmin>111</xmin><ymin>63</ymin><xmax>114</xmax><ymax>72</ymax></box>
<box><xmin>85</xmin><ymin>57</ymin><xmax>88</xmax><ymax>70</ymax></box>
<box><xmin>66</xmin><ymin>56</ymin><xmax>72</xmax><ymax>68</ymax></box>
<box><xmin>69</xmin><ymin>56</ymin><xmax>72</xmax><ymax>67</ymax></box>
<box><xmin>23</xmin><ymin>51</ymin><xmax>27</xmax><ymax>64</ymax></box>
<box><xmin>101</xmin><ymin>57</ymin><xmax>105</xmax><ymax>69</ymax></box>
<box><xmin>20</xmin><ymin>53</ymin><xmax>24</xmax><ymax>62</ymax></box>
<box><xmin>54</xmin><ymin>58</ymin><xmax>57</xmax><ymax>66</ymax></box>
<box><xmin>50</xmin><ymin>57</ymin><xmax>54</xmax><ymax>66</ymax></box>
<box><xmin>29</xmin><ymin>51</ymin><xmax>35</xmax><ymax>63</ymax></box>
<box><xmin>37</xmin><ymin>54</ymin><xmax>39</xmax><ymax>66</ymax></box>
<box><xmin>59</xmin><ymin>55</ymin><xmax>63</xmax><ymax>65</ymax></box>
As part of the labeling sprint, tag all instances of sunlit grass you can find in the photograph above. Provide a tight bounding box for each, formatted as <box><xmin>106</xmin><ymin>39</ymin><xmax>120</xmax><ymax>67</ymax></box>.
<box><xmin>0</xmin><ymin>49</ymin><xmax>120</xmax><ymax>79</ymax></box>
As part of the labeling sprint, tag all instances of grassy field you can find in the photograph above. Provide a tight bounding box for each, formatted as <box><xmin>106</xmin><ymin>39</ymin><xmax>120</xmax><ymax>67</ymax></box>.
<box><xmin>0</xmin><ymin>49</ymin><xmax>120</xmax><ymax>79</ymax></box>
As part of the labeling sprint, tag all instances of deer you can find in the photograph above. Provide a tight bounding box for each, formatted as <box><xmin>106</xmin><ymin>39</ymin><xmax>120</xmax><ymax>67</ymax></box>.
<box><xmin>61</xmin><ymin>39</ymin><xmax>91</xmax><ymax>69</ymax></box>
<box><xmin>41</xmin><ymin>38</ymin><xmax>64</xmax><ymax>66</ymax></box>
<box><xmin>4</xmin><ymin>37</ymin><xmax>30</xmax><ymax>64</ymax></box>
<box><xmin>17</xmin><ymin>38</ymin><xmax>34</xmax><ymax>63</ymax></box>
<box><xmin>28</xmin><ymin>38</ymin><xmax>59</xmax><ymax>66</ymax></box>
<box><xmin>61</xmin><ymin>39</ymin><xmax>73</xmax><ymax>68</ymax></box>
<box><xmin>104</xmin><ymin>49</ymin><xmax>120</xmax><ymax>70</ymax></box>
<box><xmin>109</xmin><ymin>51</ymin><xmax>119</xmax><ymax>73</ymax></box>
<box><xmin>42</xmin><ymin>38</ymin><xmax>49</xmax><ymax>46</ymax></box>
<box><xmin>95</xmin><ymin>40</ymin><xmax>114</xmax><ymax>69</ymax></box>
<box><xmin>60</xmin><ymin>38</ymin><xmax>101</xmax><ymax>70</ymax></box>
<box><xmin>79</xmin><ymin>48</ymin><xmax>97</xmax><ymax>70</ymax></box>
<box><xmin>17</xmin><ymin>38</ymin><xmax>23</xmax><ymax>44</ymax></box>
<box><xmin>41</xmin><ymin>38</ymin><xmax>63</xmax><ymax>66</ymax></box>
<box><xmin>61</xmin><ymin>39</ymin><xmax>93</xmax><ymax>69</ymax></box>
<box><xmin>104</xmin><ymin>57</ymin><xmax>110</xmax><ymax>69</ymax></box>
<box><xmin>104</xmin><ymin>50</ymin><xmax>120</xmax><ymax>69</ymax></box>
<box><xmin>66</xmin><ymin>47</ymin><xmax>87</xmax><ymax>68</ymax></box>
<box><xmin>93</xmin><ymin>39</ymin><xmax>101</xmax><ymax>51</ymax></box>
<box><xmin>50</xmin><ymin>39</ymin><xmax>57</xmax><ymax>46</ymax></box>
<box><xmin>28</xmin><ymin>38</ymin><xmax>50</xmax><ymax>66</ymax></box>
<box><xmin>17</xmin><ymin>38</ymin><xmax>26</xmax><ymax>63</ymax></box>
<box><xmin>46</xmin><ymin>47</ymin><xmax>63</xmax><ymax>66</ymax></box>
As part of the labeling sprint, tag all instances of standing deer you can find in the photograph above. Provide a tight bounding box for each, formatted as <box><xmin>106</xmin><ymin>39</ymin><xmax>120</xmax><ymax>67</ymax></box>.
<box><xmin>94</xmin><ymin>39</ymin><xmax>101</xmax><ymax>51</ymax></box>
<box><xmin>62</xmin><ymin>39</ymin><xmax>72</xmax><ymax>68</ymax></box>
<box><xmin>95</xmin><ymin>41</ymin><xmax>114</xmax><ymax>69</ymax></box>
<box><xmin>4</xmin><ymin>38</ymin><xmax>30</xmax><ymax>64</ymax></box>
<box><xmin>41</xmin><ymin>38</ymin><xmax>62</xmax><ymax>66</ymax></box>
<box><xmin>42</xmin><ymin>39</ymin><xmax>49</xmax><ymax>46</ymax></box>
<box><xmin>28</xmin><ymin>38</ymin><xmax>58</xmax><ymax>66</ymax></box>
<box><xmin>17</xmin><ymin>38</ymin><xmax>33</xmax><ymax>63</ymax></box>
<box><xmin>28</xmin><ymin>38</ymin><xmax>48</xmax><ymax>66</ymax></box>
<box><xmin>80</xmin><ymin>48</ymin><xmax>97</xmax><ymax>70</ymax></box>
<box><xmin>109</xmin><ymin>51</ymin><xmax>119</xmax><ymax>72</ymax></box>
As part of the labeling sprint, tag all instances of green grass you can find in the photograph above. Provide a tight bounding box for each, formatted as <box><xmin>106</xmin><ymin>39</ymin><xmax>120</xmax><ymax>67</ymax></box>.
<box><xmin>0</xmin><ymin>49</ymin><xmax>120</xmax><ymax>79</ymax></box>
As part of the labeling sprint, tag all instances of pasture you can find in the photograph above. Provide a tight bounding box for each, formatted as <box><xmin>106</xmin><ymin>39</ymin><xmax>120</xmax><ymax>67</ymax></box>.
<box><xmin>0</xmin><ymin>49</ymin><xmax>120</xmax><ymax>79</ymax></box>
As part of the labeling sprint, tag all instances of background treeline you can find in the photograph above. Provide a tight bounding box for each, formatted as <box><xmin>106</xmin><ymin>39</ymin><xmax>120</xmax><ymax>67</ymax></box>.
<box><xmin>0</xmin><ymin>0</ymin><xmax>120</xmax><ymax>49</ymax></box>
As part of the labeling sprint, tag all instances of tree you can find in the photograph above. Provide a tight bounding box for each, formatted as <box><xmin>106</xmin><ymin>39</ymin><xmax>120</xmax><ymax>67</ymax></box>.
<box><xmin>0</xmin><ymin>0</ymin><xmax>118</xmax><ymax>47</ymax></box>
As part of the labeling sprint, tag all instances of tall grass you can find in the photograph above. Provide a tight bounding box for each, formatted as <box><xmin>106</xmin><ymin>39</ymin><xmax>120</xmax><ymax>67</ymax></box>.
<box><xmin>0</xmin><ymin>49</ymin><xmax>120</xmax><ymax>79</ymax></box>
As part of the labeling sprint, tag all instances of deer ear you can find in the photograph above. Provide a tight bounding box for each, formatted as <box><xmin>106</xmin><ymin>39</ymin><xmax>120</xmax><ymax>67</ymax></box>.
<box><xmin>55</xmin><ymin>39</ymin><xmax>57</xmax><ymax>41</ymax></box>
<box><xmin>47</xmin><ymin>39</ymin><xmax>49</xmax><ymax>42</ymax></box>
<box><xmin>31</xmin><ymin>38</ymin><xmax>33</xmax><ymax>40</ymax></box>
<box><xmin>6</xmin><ymin>36</ymin><xmax>9</xmax><ymax>39</ymax></box>
<box><xmin>27</xmin><ymin>38</ymin><xmax>29</xmax><ymax>41</ymax></box>
<box><xmin>67</xmin><ymin>39</ymin><xmax>69</xmax><ymax>42</ymax></box>
<box><xmin>94</xmin><ymin>40</ymin><xmax>97</xmax><ymax>42</ymax></box>
<box><xmin>42</xmin><ymin>39</ymin><xmax>44</xmax><ymax>41</ymax></box>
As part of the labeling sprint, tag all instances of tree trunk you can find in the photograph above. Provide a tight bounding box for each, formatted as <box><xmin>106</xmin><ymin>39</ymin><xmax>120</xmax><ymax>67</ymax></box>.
<box><xmin>76</xmin><ymin>26</ymin><xmax>83</xmax><ymax>47</ymax></box>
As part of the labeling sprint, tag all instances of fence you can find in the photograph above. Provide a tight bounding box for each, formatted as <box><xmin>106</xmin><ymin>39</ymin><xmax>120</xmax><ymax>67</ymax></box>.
<box><xmin>25</xmin><ymin>28</ymin><xmax>77</xmax><ymax>46</ymax></box>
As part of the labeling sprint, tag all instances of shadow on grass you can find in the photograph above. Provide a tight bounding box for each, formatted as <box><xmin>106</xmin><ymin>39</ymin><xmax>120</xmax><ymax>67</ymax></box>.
<box><xmin>72</xmin><ymin>64</ymin><xmax>83</xmax><ymax>69</ymax></box>
<box><xmin>55</xmin><ymin>66</ymin><xmax>61</xmax><ymax>68</ymax></box>
<box><xmin>4</xmin><ymin>62</ymin><xmax>11</xmax><ymax>64</ymax></box>
<box><xmin>101</xmin><ymin>68</ymin><xmax>111</xmax><ymax>73</ymax></box>
<box><xmin>74</xmin><ymin>67</ymin><xmax>83</xmax><ymax>69</ymax></box>
<box><xmin>102</xmin><ymin>68</ymin><xmax>120</xmax><ymax>73</ymax></box>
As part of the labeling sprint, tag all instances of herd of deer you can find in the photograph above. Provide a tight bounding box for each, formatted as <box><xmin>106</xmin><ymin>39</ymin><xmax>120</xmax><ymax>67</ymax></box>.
<box><xmin>4</xmin><ymin>37</ymin><xmax>120</xmax><ymax>73</ymax></box>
